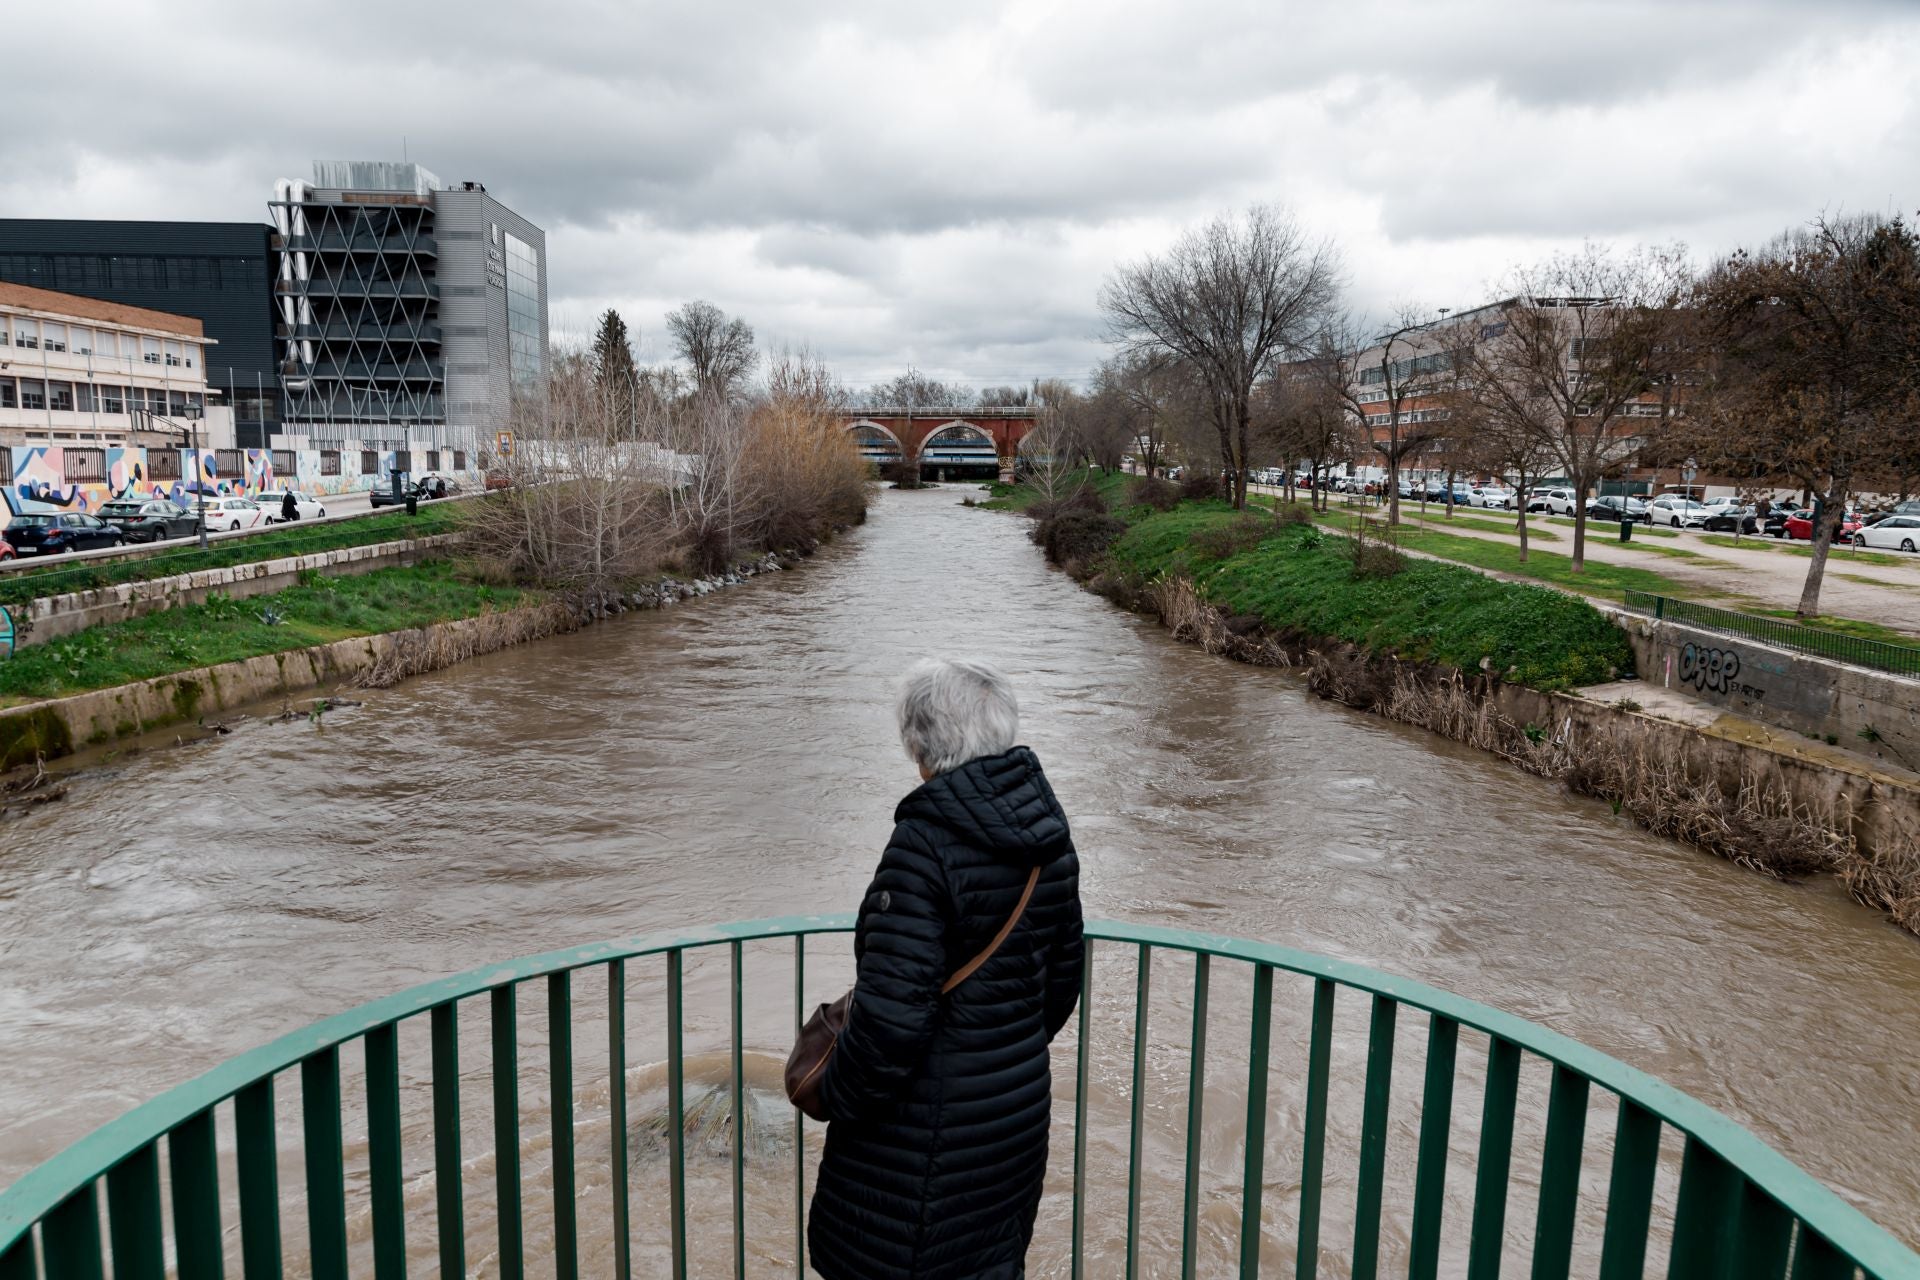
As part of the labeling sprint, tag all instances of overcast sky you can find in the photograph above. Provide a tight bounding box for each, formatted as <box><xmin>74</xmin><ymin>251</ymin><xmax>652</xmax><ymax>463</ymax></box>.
<box><xmin>6</xmin><ymin>1</ymin><xmax>1917</xmax><ymax>389</ymax></box>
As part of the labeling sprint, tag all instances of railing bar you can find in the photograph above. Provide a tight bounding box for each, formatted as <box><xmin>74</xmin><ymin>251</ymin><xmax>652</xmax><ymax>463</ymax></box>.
<box><xmin>233</xmin><ymin>1078</ymin><xmax>284</xmax><ymax>1280</ymax></box>
<box><xmin>491</xmin><ymin>983</ymin><xmax>525</xmax><ymax>1280</ymax></box>
<box><xmin>1529</xmin><ymin>1064</ymin><xmax>1591</xmax><ymax>1280</ymax></box>
<box><xmin>1073</xmin><ymin>938</ymin><xmax>1095</xmax><ymax>1280</ymax></box>
<box><xmin>430</xmin><ymin>1003</ymin><xmax>466</xmax><ymax>1280</ymax></box>
<box><xmin>609</xmin><ymin>960</ymin><xmax>632</xmax><ymax>1280</ymax></box>
<box><xmin>300</xmin><ymin>1047</ymin><xmax>349</xmax><ymax>1280</ymax></box>
<box><xmin>549</xmin><ymin>971</ymin><xmax>579</xmax><ymax>1280</ymax></box>
<box><xmin>731</xmin><ymin>940</ymin><xmax>747</xmax><ymax>1280</ymax></box>
<box><xmin>1350</xmin><ymin>995</ymin><xmax>1398</xmax><ymax>1280</ymax></box>
<box><xmin>1125</xmin><ymin>944</ymin><xmax>1152</xmax><ymax>1280</ymax></box>
<box><xmin>1408</xmin><ymin>1015</ymin><xmax>1459</xmax><ymax>1280</ymax></box>
<box><xmin>1597</xmin><ymin>1097</ymin><xmax>1660</xmax><ymax>1280</ymax></box>
<box><xmin>365</xmin><ymin>1024</ymin><xmax>408</xmax><ymax>1279</ymax></box>
<box><xmin>1788</xmin><ymin>1227</ymin><xmax>1857</xmax><ymax>1280</ymax></box>
<box><xmin>40</xmin><ymin>1186</ymin><xmax>104</xmax><ymax>1280</ymax></box>
<box><xmin>1669</xmin><ymin>1135</ymin><xmax>1741</xmax><ymax>1280</ymax></box>
<box><xmin>792</xmin><ymin>938</ymin><xmax>805</xmax><ymax>1280</ymax></box>
<box><xmin>0</xmin><ymin>1231</ymin><xmax>36</xmax><ymax>1280</ymax></box>
<box><xmin>1181</xmin><ymin>953</ymin><xmax>1211</xmax><ymax>1280</ymax></box>
<box><xmin>667</xmin><ymin>948</ymin><xmax>688</xmax><ymax>1280</ymax></box>
<box><xmin>1466</xmin><ymin>1035</ymin><xmax>1520</xmax><ymax>1280</ymax></box>
<box><xmin>1735</xmin><ymin>1177</ymin><xmax>1797</xmax><ymax>1279</ymax></box>
<box><xmin>104</xmin><ymin>1141</ymin><xmax>165</xmax><ymax>1280</ymax></box>
<box><xmin>1238</xmin><ymin>963</ymin><xmax>1275</xmax><ymax>1279</ymax></box>
<box><xmin>166</xmin><ymin>1111</ymin><xmax>224</xmax><ymax>1280</ymax></box>
<box><xmin>1295</xmin><ymin>977</ymin><xmax>1335</xmax><ymax>1280</ymax></box>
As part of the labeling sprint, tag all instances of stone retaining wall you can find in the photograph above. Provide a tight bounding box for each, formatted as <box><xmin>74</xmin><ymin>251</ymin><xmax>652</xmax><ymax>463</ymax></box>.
<box><xmin>9</xmin><ymin>534</ymin><xmax>465</xmax><ymax>647</ymax></box>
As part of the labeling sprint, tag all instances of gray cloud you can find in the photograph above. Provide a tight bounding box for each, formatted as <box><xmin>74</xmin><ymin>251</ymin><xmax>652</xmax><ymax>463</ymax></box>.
<box><xmin>3</xmin><ymin>0</ymin><xmax>1917</xmax><ymax>387</ymax></box>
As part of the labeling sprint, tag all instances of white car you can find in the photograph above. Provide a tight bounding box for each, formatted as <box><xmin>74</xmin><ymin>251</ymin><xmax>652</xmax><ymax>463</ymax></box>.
<box><xmin>198</xmin><ymin>496</ymin><xmax>266</xmax><ymax>532</ymax></box>
<box><xmin>1470</xmin><ymin>486</ymin><xmax>1514</xmax><ymax>509</ymax></box>
<box><xmin>1533</xmin><ymin>487</ymin><xmax>1580</xmax><ymax>516</ymax></box>
<box><xmin>257</xmin><ymin>489</ymin><xmax>328</xmax><ymax>523</ymax></box>
<box><xmin>1855</xmin><ymin>515</ymin><xmax>1920</xmax><ymax>553</ymax></box>
<box><xmin>1648</xmin><ymin>495</ymin><xmax>1710</xmax><ymax>528</ymax></box>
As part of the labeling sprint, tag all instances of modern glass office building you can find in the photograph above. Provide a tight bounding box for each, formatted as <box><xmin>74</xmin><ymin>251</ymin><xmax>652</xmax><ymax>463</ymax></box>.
<box><xmin>269</xmin><ymin>162</ymin><xmax>548</xmax><ymax>454</ymax></box>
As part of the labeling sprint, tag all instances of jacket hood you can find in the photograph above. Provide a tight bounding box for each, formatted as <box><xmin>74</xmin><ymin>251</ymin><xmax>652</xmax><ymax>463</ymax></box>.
<box><xmin>895</xmin><ymin>745</ymin><xmax>1070</xmax><ymax>863</ymax></box>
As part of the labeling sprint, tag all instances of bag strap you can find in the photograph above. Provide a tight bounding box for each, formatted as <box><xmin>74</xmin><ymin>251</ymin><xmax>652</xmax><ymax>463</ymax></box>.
<box><xmin>941</xmin><ymin>865</ymin><xmax>1042</xmax><ymax>995</ymax></box>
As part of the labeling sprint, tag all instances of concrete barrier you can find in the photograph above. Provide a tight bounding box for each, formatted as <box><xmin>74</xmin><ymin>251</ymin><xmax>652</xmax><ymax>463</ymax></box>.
<box><xmin>1607</xmin><ymin>608</ymin><xmax>1920</xmax><ymax>775</ymax></box>
<box><xmin>8</xmin><ymin>534</ymin><xmax>467</xmax><ymax>648</ymax></box>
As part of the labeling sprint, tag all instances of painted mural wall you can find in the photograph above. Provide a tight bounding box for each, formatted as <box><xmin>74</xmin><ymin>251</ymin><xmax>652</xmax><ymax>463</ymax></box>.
<box><xmin>8</xmin><ymin>447</ymin><xmax>481</xmax><ymax>514</ymax></box>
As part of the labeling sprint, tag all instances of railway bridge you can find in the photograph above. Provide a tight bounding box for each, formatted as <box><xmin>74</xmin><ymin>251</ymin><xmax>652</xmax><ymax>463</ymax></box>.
<box><xmin>841</xmin><ymin>406</ymin><xmax>1037</xmax><ymax>481</ymax></box>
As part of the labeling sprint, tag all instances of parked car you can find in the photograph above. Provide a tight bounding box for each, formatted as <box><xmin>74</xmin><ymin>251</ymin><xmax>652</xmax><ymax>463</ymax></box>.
<box><xmin>0</xmin><ymin>538</ymin><xmax>13</xmax><ymax>562</ymax></box>
<box><xmin>198</xmin><ymin>497</ymin><xmax>266</xmax><ymax>532</ymax></box>
<box><xmin>3</xmin><ymin>511</ymin><xmax>123</xmax><ymax>555</ymax></box>
<box><xmin>97</xmin><ymin>498</ymin><xmax>202</xmax><ymax>543</ymax></box>
<box><xmin>1469</xmin><ymin>486</ymin><xmax>1514</xmax><ymax>509</ymax></box>
<box><xmin>1647</xmin><ymin>495</ymin><xmax>1711</xmax><ymax>528</ymax></box>
<box><xmin>1784</xmin><ymin>510</ymin><xmax>1864</xmax><ymax>541</ymax></box>
<box><xmin>1854</xmin><ymin>515</ymin><xmax>1920</xmax><ymax>552</ymax></box>
<box><xmin>1764</xmin><ymin>508</ymin><xmax>1805</xmax><ymax>538</ymax></box>
<box><xmin>258</xmin><ymin>489</ymin><xmax>328</xmax><ymax>522</ymax></box>
<box><xmin>1586</xmin><ymin>495</ymin><xmax>1651</xmax><ymax>523</ymax></box>
<box><xmin>1701</xmin><ymin>505</ymin><xmax>1759</xmax><ymax>534</ymax></box>
<box><xmin>1528</xmin><ymin>487</ymin><xmax>1580</xmax><ymax>516</ymax></box>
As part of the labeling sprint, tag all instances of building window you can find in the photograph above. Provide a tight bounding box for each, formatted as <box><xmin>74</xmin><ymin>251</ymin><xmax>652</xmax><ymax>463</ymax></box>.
<box><xmin>18</xmin><ymin>379</ymin><xmax>45</xmax><ymax>410</ymax></box>
<box><xmin>142</xmin><ymin>338</ymin><xmax>161</xmax><ymax>365</ymax></box>
<box><xmin>165</xmin><ymin>341</ymin><xmax>183</xmax><ymax>367</ymax></box>
<box><xmin>169</xmin><ymin>390</ymin><xmax>189</xmax><ymax>417</ymax></box>
<box><xmin>426</xmin><ymin>449</ymin><xmax>441</xmax><ymax>471</ymax></box>
<box><xmin>271</xmin><ymin>449</ymin><xmax>296</xmax><ymax>475</ymax></box>
<box><xmin>71</xmin><ymin>327</ymin><xmax>93</xmax><ymax>356</ymax></box>
<box><xmin>13</xmin><ymin>320</ymin><xmax>37</xmax><ymax>350</ymax></box>
<box><xmin>395</xmin><ymin>450</ymin><xmax>412</xmax><ymax>473</ymax></box>
<box><xmin>42</xmin><ymin>323</ymin><xmax>66</xmax><ymax>353</ymax></box>
<box><xmin>361</xmin><ymin>450</ymin><xmax>378</xmax><ymax>475</ymax></box>
<box><xmin>215</xmin><ymin>448</ymin><xmax>242</xmax><ymax>479</ymax></box>
<box><xmin>48</xmin><ymin>381</ymin><xmax>75</xmax><ymax>412</ymax></box>
<box><xmin>321</xmin><ymin>450</ymin><xmax>341</xmax><ymax>476</ymax></box>
<box><xmin>0</xmin><ymin>446</ymin><xmax>10</xmax><ymax>480</ymax></box>
<box><xmin>453</xmin><ymin>450</ymin><xmax>466</xmax><ymax>470</ymax></box>
<box><xmin>503</xmin><ymin>232</ymin><xmax>542</xmax><ymax>391</ymax></box>
<box><xmin>98</xmin><ymin>385</ymin><xmax>123</xmax><ymax>414</ymax></box>
<box><xmin>184</xmin><ymin>344</ymin><xmax>197</xmax><ymax>369</ymax></box>
<box><xmin>65</xmin><ymin>448</ymin><xmax>107</xmax><ymax>483</ymax></box>
<box><xmin>76</xmin><ymin>384</ymin><xmax>96</xmax><ymax>413</ymax></box>
<box><xmin>0</xmin><ymin>378</ymin><xmax>12</xmax><ymax>409</ymax></box>
<box><xmin>150</xmin><ymin>450</ymin><xmax>182</xmax><ymax>480</ymax></box>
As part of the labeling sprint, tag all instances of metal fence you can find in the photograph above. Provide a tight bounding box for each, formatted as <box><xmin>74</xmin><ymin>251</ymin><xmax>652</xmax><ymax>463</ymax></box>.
<box><xmin>2</xmin><ymin>916</ymin><xmax>1912</xmax><ymax>1279</ymax></box>
<box><xmin>1622</xmin><ymin>591</ymin><xmax>1920</xmax><ymax>677</ymax></box>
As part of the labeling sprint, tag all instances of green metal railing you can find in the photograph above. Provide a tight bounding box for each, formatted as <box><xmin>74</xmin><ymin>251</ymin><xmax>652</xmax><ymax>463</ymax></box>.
<box><xmin>1623</xmin><ymin>591</ymin><xmax>1920</xmax><ymax>677</ymax></box>
<box><xmin>1</xmin><ymin>918</ymin><xmax>1914</xmax><ymax>1278</ymax></box>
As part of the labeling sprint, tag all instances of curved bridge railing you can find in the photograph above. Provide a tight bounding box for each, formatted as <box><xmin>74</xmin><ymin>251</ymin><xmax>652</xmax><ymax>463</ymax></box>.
<box><xmin>1</xmin><ymin>918</ymin><xmax>1913</xmax><ymax>1279</ymax></box>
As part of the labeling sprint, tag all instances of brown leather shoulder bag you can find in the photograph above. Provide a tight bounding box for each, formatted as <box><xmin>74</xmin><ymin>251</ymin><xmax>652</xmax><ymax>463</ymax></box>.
<box><xmin>785</xmin><ymin>865</ymin><xmax>1041</xmax><ymax>1121</ymax></box>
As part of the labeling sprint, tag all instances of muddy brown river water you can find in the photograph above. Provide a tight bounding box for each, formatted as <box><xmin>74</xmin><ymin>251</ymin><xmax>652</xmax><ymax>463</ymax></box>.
<box><xmin>2</xmin><ymin>486</ymin><xmax>1917</xmax><ymax>1275</ymax></box>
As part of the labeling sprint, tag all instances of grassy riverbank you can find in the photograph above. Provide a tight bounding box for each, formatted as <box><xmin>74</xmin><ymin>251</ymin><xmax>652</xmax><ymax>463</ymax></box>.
<box><xmin>1096</xmin><ymin>500</ymin><xmax>1630</xmax><ymax>688</ymax></box>
<box><xmin>0</xmin><ymin>505</ymin><xmax>465</xmax><ymax>607</ymax></box>
<box><xmin>0</xmin><ymin>559</ymin><xmax>526</xmax><ymax>705</ymax></box>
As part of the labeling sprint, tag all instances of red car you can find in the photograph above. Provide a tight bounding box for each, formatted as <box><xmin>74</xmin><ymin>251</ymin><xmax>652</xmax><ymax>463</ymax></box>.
<box><xmin>1783</xmin><ymin>510</ymin><xmax>1863</xmax><ymax>540</ymax></box>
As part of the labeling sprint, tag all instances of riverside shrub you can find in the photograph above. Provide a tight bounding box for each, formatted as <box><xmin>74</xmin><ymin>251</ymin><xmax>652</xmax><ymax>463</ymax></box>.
<box><xmin>1037</xmin><ymin>510</ymin><xmax>1127</xmax><ymax>568</ymax></box>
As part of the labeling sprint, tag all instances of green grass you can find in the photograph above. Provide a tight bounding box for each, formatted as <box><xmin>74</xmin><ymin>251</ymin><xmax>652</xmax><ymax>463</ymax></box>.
<box><xmin>1352</xmin><ymin>520</ymin><xmax>1717</xmax><ymax>601</ymax></box>
<box><xmin>978</xmin><ymin>469</ymin><xmax>1134</xmax><ymax>512</ymax></box>
<box><xmin>1104</xmin><ymin>505</ymin><xmax>1632</xmax><ymax>689</ymax></box>
<box><xmin>0</xmin><ymin>560</ymin><xmax>526</xmax><ymax>705</ymax></box>
<box><xmin>1742</xmin><ymin>608</ymin><xmax>1920</xmax><ymax>648</ymax></box>
<box><xmin>1401</xmin><ymin>510</ymin><xmax>1565</xmax><ymax>542</ymax></box>
<box><xmin>0</xmin><ymin>505</ymin><xmax>465</xmax><ymax>607</ymax></box>
<box><xmin>1699</xmin><ymin>534</ymin><xmax>1914</xmax><ymax>570</ymax></box>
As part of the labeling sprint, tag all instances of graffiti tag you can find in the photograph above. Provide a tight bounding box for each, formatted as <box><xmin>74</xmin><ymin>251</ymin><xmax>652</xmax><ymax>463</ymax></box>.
<box><xmin>1678</xmin><ymin>642</ymin><xmax>1745</xmax><ymax>696</ymax></box>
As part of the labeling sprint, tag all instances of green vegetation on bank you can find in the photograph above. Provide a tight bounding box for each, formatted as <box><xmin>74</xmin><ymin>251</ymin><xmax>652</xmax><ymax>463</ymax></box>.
<box><xmin>979</xmin><ymin>469</ymin><xmax>1133</xmax><ymax>512</ymax></box>
<box><xmin>1103</xmin><ymin>502</ymin><xmax>1629</xmax><ymax>688</ymax></box>
<box><xmin>0</xmin><ymin>560</ymin><xmax>525</xmax><ymax>706</ymax></box>
<box><xmin>1347</xmin><ymin>520</ymin><xmax>1720</xmax><ymax>601</ymax></box>
<box><xmin>0</xmin><ymin>506</ymin><xmax>465</xmax><ymax>607</ymax></box>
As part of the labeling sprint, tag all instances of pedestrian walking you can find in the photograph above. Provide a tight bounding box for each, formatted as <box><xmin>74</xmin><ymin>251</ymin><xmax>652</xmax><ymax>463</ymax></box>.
<box><xmin>281</xmin><ymin>490</ymin><xmax>299</xmax><ymax>523</ymax></box>
<box><xmin>794</xmin><ymin>658</ymin><xmax>1084</xmax><ymax>1279</ymax></box>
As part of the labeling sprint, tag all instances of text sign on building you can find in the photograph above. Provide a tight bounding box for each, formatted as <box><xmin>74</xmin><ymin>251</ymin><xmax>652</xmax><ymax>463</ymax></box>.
<box><xmin>485</xmin><ymin>245</ymin><xmax>507</xmax><ymax>289</ymax></box>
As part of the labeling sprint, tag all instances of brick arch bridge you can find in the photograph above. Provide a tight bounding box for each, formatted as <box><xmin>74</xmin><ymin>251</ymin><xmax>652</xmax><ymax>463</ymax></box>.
<box><xmin>841</xmin><ymin>406</ymin><xmax>1037</xmax><ymax>481</ymax></box>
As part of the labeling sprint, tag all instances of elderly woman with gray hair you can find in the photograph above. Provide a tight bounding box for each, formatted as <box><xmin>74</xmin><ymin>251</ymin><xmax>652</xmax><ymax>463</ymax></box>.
<box><xmin>807</xmin><ymin>657</ymin><xmax>1084</xmax><ymax>1280</ymax></box>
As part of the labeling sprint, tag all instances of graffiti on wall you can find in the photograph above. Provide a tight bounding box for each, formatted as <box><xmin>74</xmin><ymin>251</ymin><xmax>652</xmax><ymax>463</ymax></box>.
<box><xmin>10</xmin><ymin>445</ymin><xmax>475</xmax><ymax>514</ymax></box>
<box><xmin>1677</xmin><ymin>642</ymin><xmax>1767</xmax><ymax>700</ymax></box>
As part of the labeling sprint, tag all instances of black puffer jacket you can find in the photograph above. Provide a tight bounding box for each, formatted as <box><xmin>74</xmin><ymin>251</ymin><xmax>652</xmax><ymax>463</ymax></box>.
<box><xmin>810</xmin><ymin>746</ymin><xmax>1084</xmax><ymax>1279</ymax></box>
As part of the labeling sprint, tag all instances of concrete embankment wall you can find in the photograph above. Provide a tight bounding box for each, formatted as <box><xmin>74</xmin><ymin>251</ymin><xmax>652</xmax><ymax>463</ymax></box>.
<box><xmin>12</xmin><ymin>534</ymin><xmax>466</xmax><ymax>647</ymax></box>
<box><xmin>1606</xmin><ymin>609</ymin><xmax>1920</xmax><ymax>774</ymax></box>
<box><xmin>0</xmin><ymin>602</ymin><xmax>578</xmax><ymax>771</ymax></box>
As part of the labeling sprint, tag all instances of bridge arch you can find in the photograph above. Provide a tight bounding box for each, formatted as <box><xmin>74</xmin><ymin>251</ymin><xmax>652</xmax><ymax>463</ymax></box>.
<box><xmin>917</xmin><ymin>421</ymin><xmax>1001</xmax><ymax>476</ymax></box>
<box><xmin>846</xmin><ymin>419</ymin><xmax>904</xmax><ymax>460</ymax></box>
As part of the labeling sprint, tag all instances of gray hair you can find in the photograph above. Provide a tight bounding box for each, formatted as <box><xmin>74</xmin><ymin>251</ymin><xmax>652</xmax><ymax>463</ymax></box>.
<box><xmin>896</xmin><ymin>658</ymin><xmax>1020</xmax><ymax>777</ymax></box>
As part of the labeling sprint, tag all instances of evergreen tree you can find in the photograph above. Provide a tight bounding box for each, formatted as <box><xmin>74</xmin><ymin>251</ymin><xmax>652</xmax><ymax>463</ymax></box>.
<box><xmin>592</xmin><ymin>308</ymin><xmax>639</xmax><ymax>434</ymax></box>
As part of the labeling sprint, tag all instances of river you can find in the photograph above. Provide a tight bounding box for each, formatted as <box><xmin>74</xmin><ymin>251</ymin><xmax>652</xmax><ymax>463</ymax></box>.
<box><xmin>1</xmin><ymin>485</ymin><xmax>1916</xmax><ymax>1273</ymax></box>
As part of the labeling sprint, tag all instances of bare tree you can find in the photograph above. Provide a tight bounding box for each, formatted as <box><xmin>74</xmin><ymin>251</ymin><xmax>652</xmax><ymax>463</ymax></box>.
<box><xmin>666</xmin><ymin>300</ymin><xmax>758</xmax><ymax>401</ymax></box>
<box><xmin>1454</xmin><ymin>329</ymin><xmax>1557</xmax><ymax>561</ymax></box>
<box><xmin>1474</xmin><ymin>244</ymin><xmax>1694</xmax><ymax>570</ymax></box>
<box><xmin>1257</xmin><ymin>356</ymin><xmax>1347</xmax><ymax>510</ymax></box>
<box><xmin>1319</xmin><ymin>309</ymin><xmax>1449</xmax><ymax>525</ymax></box>
<box><xmin>862</xmin><ymin>370</ymin><xmax>976</xmax><ymax>409</ymax></box>
<box><xmin>1018</xmin><ymin>379</ymin><xmax>1088</xmax><ymax>506</ymax></box>
<box><xmin>977</xmin><ymin>384</ymin><xmax>1032</xmax><ymax>407</ymax></box>
<box><xmin>1102</xmin><ymin>204</ymin><xmax>1340</xmax><ymax>509</ymax></box>
<box><xmin>1095</xmin><ymin>351</ymin><xmax>1185</xmax><ymax>477</ymax></box>
<box><xmin>1692</xmin><ymin>214</ymin><xmax>1920</xmax><ymax>617</ymax></box>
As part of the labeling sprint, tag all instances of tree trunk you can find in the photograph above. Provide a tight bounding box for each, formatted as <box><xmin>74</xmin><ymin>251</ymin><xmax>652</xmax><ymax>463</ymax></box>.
<box><xmin>1387</xmin><ymin>455</ymin><xmax>1401</xmax><ymax>526</ymax></box>
<box><xmin>1514</xmin><ymin>466</ymin><xmax>1531</xmax><ymax>563</ymax></box>
<box><xmin>1796</xmin><ymin>483</ymin><xmax>1849</xmax><ymax>620</ymax></box>
<box><xmin>1445</xmin><ymin>465</ymin><xmax>1456</xmax><ymax>520</ymax></box>
<box><xmin>1232</xmin><ymin>400</ymin><xmax>1252</xmax><ymax>510</ymax></box>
